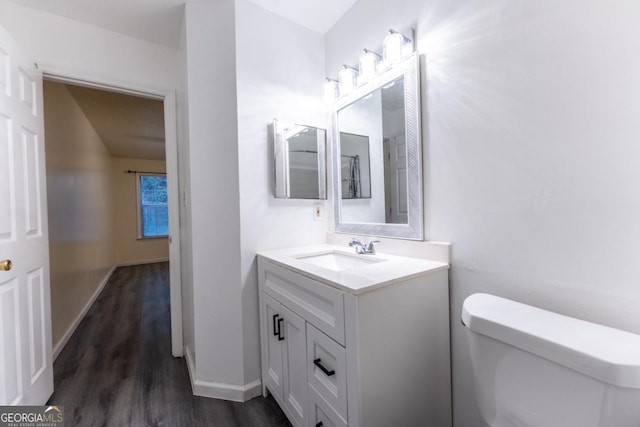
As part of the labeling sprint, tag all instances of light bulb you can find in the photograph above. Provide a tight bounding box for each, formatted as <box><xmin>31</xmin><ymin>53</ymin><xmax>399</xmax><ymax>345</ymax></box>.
<box><xmin>383</xmin><ymin>30</ymin><xmax>409</xmax><ymax>65</ymax></box>
<box><xmin>358</xmin><ymin>49</ymin><xmax>380</xmax><ymax>85</ymax></box>
<box><xmin>323</xmin><ymin>78</ymin><xmax>338</xmax><ymax>102</ymax></box>
<box><xmin>338</xmin><ymin>65</ymin><xmax>357</xmax><ymax>96</ymax></box>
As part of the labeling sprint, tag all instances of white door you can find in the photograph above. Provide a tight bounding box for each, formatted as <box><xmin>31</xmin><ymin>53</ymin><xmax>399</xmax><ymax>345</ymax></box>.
<box><xmin>384</xmin><ymin>134</ymin><xmax>408</xmax><ymax>224</ymax></box>
<box><xmin>0</xmin><ymin>24</ymin><xmax>53</xmax><ymax>405</ymax></box>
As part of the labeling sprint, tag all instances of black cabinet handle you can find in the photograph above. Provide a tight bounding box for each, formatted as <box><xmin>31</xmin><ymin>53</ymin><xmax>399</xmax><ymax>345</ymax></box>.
<box><xmin>315</xmin><ymin>422</ymin><xmax>323</xmax><ymax>427</ymax></box>
<box><xmin>313</xmin><ymin>358</ymin><xmax>335</xmax><ymax>376</ymax></box>
<box><xmin>273</xmin><ymin>314</ymin><xmax>280</xmax><ymax>337</ymax></box>
<box><xmin>277</xmin><ymin>318</ymin><xmax>284</xmax><ymax>341</ymax></box>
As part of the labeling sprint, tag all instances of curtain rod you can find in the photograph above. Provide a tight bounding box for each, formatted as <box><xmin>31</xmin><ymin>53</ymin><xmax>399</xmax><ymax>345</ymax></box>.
<box><xmin>124</xmin><ymin>170</ymin><xmax>166</xmax><ymax>175</ymax></box>
<box><xmin>289</xmin><ymin>150</ymin><xmax>357</xmax><ymax>160</ymax></box>
<box><xmin>290</xmin><ymin>150</ymin><xmax>318</xmax><ymax>154</ymax></box>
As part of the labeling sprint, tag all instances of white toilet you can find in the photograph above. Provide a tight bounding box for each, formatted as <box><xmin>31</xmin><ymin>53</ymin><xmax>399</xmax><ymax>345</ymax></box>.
<box><xmin>462</xmin><ymin>293</ymin><xmax>640</xmax><ymax>427</ymax></box>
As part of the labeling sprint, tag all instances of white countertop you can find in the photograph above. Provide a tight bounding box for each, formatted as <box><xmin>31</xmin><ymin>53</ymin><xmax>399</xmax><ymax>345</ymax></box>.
<box><xmin>258</xmin><ymin>244</ymin><xmax>449</xmax><ymax>295</ymax></box>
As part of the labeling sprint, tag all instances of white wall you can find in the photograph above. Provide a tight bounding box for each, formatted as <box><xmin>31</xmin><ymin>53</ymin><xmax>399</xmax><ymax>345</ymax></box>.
<box><xmin>177</xmin><ymin>9</ymin><xmax>195</xmax><ymax>370</ymax></box>
<box><xmin>0</xmin><ymin>1</ymin><xmax>177</xmax><ymax>93</ymax></box>
<box><xmin>111</xmin><ymin>157</ymin><xmax>169</xmax><ymax>265</ymax></box>
<box><xmin>177</xmin><ymin>0</ymin><xmax>328</xmax><ymax>395</ymax></box>
<box><xmin>182</xmin><ymin>0</ymin><xmax>245</xmax><ymax>387</ymax></box>
<box><xmin>235</xmin><ymin>0</ymin><xmax>328</xmax><ymax>385</ymax></box>
<box><xmin>326</xmin><ymin>1</ymin><xmax>640</xmax><ymax>425</ymax></box>
<box><xmin>43</xmin><ymin>81</ymin><xmax>114</xmax><ymax>352</ymax></box>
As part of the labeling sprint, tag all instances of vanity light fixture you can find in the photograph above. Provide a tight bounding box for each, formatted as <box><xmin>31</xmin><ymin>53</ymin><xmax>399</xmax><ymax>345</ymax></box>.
<box><xmin>323</xmin><ymin>29</ymin><xmax>414</xmax><ymax>102</ymax></box>
<box><xmin>358</xmin><ymin>49</ymin><xmax>381</xmax><ymax>85</ymax></box>
<box><xmin>338</xmin><ymin>65</ymin><xmax>358</xmax><ymax>96</ymax></box>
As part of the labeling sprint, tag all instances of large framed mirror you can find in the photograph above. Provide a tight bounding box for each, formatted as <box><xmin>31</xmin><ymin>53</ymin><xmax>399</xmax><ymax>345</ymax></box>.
<box><xmin>273</xmin><ymin>119</ymin><xmax>327</xmax><ymax>199</ymax></box>
<box><xmin>332</xmin><ymin>53</ymin><xmax>422</xmax><ymax>239</ymax></box>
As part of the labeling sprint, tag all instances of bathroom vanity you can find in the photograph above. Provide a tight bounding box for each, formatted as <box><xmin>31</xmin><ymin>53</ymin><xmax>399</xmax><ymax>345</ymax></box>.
<box><xmin>258</xmin><ymin>244</ymin><xmax>451</xmax><ymax>427</ymax></box>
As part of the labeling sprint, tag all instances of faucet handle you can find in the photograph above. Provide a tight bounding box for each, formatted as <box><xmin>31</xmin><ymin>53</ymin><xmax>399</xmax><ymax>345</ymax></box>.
<box><xmin>366</xmin><ymin>240</ymin><xmax>380</xmax><ymax>253</ymax></box>
<box><xmin>349</xmin><ymin>238</ymin><xmax>364</xmax><ymax>247</ymax></box>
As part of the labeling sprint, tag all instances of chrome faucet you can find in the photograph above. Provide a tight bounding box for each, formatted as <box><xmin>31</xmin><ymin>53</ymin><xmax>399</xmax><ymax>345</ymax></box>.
<box><xmin>349</xmin><ymin>238</ymin><xmax>380</xmax><ymax>255</ymax></box>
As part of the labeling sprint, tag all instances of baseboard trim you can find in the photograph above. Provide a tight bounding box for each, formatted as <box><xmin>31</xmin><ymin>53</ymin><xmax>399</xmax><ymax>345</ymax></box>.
<box><xmin>116</xmin><ymin>258</ymin><xmax>169</xmax><ymax>267</ymax></box>
<box><xmin>184</xmin><ymin>346</ymin><xmax>262</xmax><ymax>402</ymax></box>
<box><xmin>52</xmin><ymin>264</ymin><xmax>117</xmax><ymax>361</ymax></box>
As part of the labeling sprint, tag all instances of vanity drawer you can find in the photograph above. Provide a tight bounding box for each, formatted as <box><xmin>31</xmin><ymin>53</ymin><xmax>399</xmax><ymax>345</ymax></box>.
<box><xmin>261</xmin><ymin>260</ymin><xmax>345</xmax><ymax>345</ymax></box>
<box><xmin>309</xmin><ymin>383</ymin><xmax>347</xmax><ymax>427</ymax></box>
<box><xmin>307</xmin><ymin>323</ymin><xmax>348</xmax><ymax>421</ymax></box>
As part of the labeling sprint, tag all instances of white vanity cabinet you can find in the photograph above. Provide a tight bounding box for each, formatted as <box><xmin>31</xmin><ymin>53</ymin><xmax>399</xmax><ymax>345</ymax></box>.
<box><xmin>258</xmin><ymin>245</ymin><xmax>452</xmax><ymax>427</ymax></box>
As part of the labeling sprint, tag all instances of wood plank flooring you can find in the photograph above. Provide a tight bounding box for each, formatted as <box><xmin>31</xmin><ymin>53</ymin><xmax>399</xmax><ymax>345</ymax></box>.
<box><xmin>48</xmin><ymin>262</ymin><xmax>291</xmax><ymax>427</ymax></box>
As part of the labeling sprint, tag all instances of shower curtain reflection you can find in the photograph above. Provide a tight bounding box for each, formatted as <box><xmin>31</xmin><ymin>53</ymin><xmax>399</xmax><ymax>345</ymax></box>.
<box><xmin>342</xmin><ymin>154</ymin><xmax>361</xmax><ymax>198</ymax></box>
<box><xmin>340</xmin><ymin>132</ymin><xmax>371</xmax><ymax>199</ymax></box>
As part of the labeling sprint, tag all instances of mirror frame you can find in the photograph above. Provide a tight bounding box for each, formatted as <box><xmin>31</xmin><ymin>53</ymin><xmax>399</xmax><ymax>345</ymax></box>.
<box><xmin>331</xmin><ymin>52</ymin><xmax>423</xmax><ymax>239</ymax></box>
<box><xmin>273</xmin><ymin>119</ymin><xmax>327</xmax><ymax>199</ymax></box>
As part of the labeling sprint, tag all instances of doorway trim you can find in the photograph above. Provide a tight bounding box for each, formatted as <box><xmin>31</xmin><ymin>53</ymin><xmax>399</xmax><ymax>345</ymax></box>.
<box><xmin>42</xmin><ymin>68</ymin><xmax>184</xmax><ymax>358</ymax></box>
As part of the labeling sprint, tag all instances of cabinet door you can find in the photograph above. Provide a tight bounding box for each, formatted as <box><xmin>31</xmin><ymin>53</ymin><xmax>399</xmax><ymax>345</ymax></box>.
<box><xmin>281</xmin><ymin>305</ymin><xmax>308</xmax><ymax>427</ymax></box>
<box><xmin>262</xmin><ymin>293</ymin><xmax>284</xmax><ymax>402</ymax></box>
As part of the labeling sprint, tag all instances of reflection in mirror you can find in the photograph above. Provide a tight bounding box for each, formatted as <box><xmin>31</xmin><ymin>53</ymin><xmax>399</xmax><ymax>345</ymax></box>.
<box><xmin>338</xmin><ymin>77</ymin><xmax>406</xmax><ymax>223</ymax></box>
<box><xmin>382</xmin><ymin>78</ymin><xmax>408</xmax><ymax>224</ymax></box>
<box><xmin>273</xmin><ymin>120</ymin><xmax>326</xmax><ymax>199</ymax></box>
<box><xmin>340</xmin><ymin>133</ymin><xmax>371</xmax><ymax>199</ymax></box>
<box><xmin>332</xmin><ymin>53</ymin><xmax>422</xmax><ymax>239</ymax></box>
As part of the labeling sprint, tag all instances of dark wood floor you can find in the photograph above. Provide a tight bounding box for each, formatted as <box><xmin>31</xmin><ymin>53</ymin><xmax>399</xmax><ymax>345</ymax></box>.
<box><xmin>48</xmin><ymin>262</ymin><xmax>291</xmax><ymax>427</ymax></box>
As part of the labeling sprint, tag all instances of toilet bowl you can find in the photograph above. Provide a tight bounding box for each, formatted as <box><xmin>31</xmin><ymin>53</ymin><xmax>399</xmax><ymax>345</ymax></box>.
<box><xmin>462</xmin><ymin>293</ymin><xmax>640</xmax><ymax>427</ymax></box>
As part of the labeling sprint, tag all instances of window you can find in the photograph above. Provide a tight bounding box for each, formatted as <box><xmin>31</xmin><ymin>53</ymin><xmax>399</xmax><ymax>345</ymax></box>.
<box><xmin>137</xmin><ymin>173</ymin><xmax>168</xmax><ymax>238</ymax></box>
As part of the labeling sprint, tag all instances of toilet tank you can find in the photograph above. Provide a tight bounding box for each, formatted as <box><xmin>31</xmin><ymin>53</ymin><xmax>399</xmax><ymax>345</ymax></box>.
<box><xmin>462</xmin><ymin>293</ymin><xmax>640</xmax><ymax>427</ymax></box>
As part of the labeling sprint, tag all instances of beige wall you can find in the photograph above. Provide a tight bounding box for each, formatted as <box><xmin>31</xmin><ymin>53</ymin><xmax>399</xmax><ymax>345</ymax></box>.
<box><xmin>44</xmin><ymin>81</ymin><xmax>115</xmax><ymax>350</ymax></box>
<box><xmin>112</xmin><ymin>157</ymin><xmax>168</xmax><ymax>265</ymax></box>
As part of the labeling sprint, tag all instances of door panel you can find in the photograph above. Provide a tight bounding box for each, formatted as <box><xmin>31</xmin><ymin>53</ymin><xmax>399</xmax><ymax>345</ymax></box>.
<box><xmin>18</xmin><ymin>67</ymin><xmax>36</xmax><ymax>116</ymax></box>
<box><xmin>0</xmin><ymin>113</ymin><xmax>15</xmax><ymax>242</ymax></box>
<box><xmin>282</xmin><ymin>305</ymin><xmax>307</xmax><ymax>427</ymax></box>
<box><xmin>21</xmin><ymin>127</ymin><xmax>40</xmax><ymax>237</ymax></box>
<box><xmin>390</xmin><ymin>135</ymin><xmax>407</xmax><ymax>223</ymax></box>
<box><xmin>26</xmin><ymin>267</ymin><xmax>45</xmax><ymax>382</ymax></box>
<box><xmin>0</xmin><ymin>24</ymin><xmax>53</xmax><ymax>405</ymax></box>
<box><xmin>0</xmin><ymin>46</ymin><xmax>9</xmax><ymax>93</ymax></box>
<box><xmin>0</xmin><ymin>278</ymin><xmax>22</xmax><ymax>404</ymax></box>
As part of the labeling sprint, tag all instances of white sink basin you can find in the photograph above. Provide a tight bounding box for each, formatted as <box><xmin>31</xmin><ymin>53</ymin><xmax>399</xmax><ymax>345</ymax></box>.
<box><xmin>294</xmin><ymin>250</ymin><xmax>383</xmax><ymax>272</ymax></box>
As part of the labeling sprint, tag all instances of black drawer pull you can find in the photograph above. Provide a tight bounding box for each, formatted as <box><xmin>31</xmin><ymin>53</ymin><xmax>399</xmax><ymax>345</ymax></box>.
<box><xmin>315</xmin><ymin>423</ymin><xmax>323</xmax><ymax>427</ymax></box>
<box><xmin>277</xmin><ymin>317</ymin><xmax>284</xmax><ymax>341</ymax></box>
<box><xmin>313</xmin><ymin>358</ymin><xmax>335</xmax><ymax>376</ymax></box>
<box><xmin>272</xmin><ymin>314</ymin><xmax>280</xmax><ymax>337</ymax></box>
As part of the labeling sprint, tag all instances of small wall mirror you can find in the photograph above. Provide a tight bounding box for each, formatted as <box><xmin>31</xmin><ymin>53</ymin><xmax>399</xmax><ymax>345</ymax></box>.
<box><xmin>332</xmin><ymin>53</ymin><xmax>422</xmax><ymax>239</ymax></box>
<box><xmin>273</xmin><ymin>119</ymin><xmax>327</xmax><ymax>199</ymax></box>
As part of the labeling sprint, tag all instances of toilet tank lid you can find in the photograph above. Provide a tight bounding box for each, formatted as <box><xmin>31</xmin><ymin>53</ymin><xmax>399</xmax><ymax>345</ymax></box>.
<box><xmin>462</xmin><ymin>293</ymin><xmax>640</xmax><ymax>389</ymax></box>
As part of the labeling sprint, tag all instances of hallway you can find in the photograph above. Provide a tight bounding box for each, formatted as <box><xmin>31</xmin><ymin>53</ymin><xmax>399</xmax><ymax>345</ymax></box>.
<box><xmin>48</xmin><ymin>263</ymin><xmax>290</xmax><ymax>426</ymax></box>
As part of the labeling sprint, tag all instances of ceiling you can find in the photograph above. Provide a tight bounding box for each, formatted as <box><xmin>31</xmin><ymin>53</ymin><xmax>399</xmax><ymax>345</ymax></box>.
<box><xmin>14</xmin><ymin>0</ymin><xmax>185</xmax><ymax>48</ymax></box>
<box><xmin>13</xmin><ymin>0</ymin><xmax>356</xmax><ymax>48</ymax></box>
<box><xmin>63</xmin><ymin>84</ymin><xmax>166</xmax><ymax>160</ymax></box>
<box><xmin>245</xmin><ymin>0</ymin><xmax>357</xmax><ymax>34</ymax></box>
